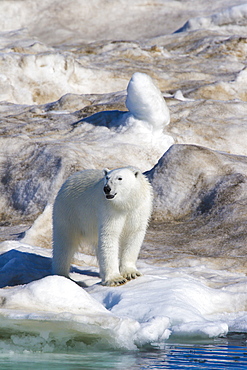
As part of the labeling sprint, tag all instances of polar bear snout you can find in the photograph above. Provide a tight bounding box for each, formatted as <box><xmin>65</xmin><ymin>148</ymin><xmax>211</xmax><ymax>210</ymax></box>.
<box><xmin>103</xmin><ymin>184</ymin><xmax>116</xmax><ymax>199</ymax></box>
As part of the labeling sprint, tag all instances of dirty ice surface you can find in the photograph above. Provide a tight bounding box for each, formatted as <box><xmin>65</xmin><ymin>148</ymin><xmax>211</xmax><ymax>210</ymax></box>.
<box><xmin>1</xmin><ymin>0</ymin><xmax>247</xmax><ymax>356</ymax></box>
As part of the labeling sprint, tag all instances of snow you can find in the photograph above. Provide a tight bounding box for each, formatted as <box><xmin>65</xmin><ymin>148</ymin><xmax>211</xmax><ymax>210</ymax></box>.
<box><xmin>79</xmin><ymin>72</ymin><xmax>171</xmax><ymax>138</ymax></box>
<box><xmin>1</xmin><ymin>0</ymin><xmax>247</xmax><ymax>357</ymax></box>
<box><xmin>1</xmin><ymin>242</ymin><xmax>247</xmax><ymax>352</ymax></box>
<box><xmin>125</xmin><ymin>72</ymin><xmax>170</xmax><ymax>131</ymax></box>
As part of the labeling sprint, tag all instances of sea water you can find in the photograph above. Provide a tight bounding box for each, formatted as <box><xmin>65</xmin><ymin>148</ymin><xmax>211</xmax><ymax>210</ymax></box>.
<box><xmin>1</xmin><ymin>336</ymin><xmax>247</xmax><ymax>369</ymax></box>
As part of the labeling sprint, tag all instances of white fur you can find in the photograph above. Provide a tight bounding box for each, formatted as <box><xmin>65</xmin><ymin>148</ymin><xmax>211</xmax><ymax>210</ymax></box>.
<box><xmin>52</xmin><ymin>166</ymin><xmax>153</xmax><ymax>286</ymax></box>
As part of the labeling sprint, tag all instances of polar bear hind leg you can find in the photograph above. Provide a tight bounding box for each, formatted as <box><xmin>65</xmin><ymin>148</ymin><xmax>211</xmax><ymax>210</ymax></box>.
<box><xmin>52</xmin><ymin>227</ymin><xmax>80</xmax><ymax>277</ymax></box>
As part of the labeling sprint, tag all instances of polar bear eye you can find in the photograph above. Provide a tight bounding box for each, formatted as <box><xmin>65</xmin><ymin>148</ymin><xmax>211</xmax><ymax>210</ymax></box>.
<box><xmin>118</xmin><ymin>177</ymin><xmax>122</xmax><ymax>181</ymax></box>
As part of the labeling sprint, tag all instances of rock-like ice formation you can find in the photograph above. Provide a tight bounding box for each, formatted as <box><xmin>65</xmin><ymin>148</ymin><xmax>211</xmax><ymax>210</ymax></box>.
<box><xmin>144</xmin><ymin>144</ymin><xmax>247</xmax><ymax>265</ymax></box>
<box><xmin>148</xmin><ymin>144</ymin><xmax>247</xmax><ymax>221</ymax></box>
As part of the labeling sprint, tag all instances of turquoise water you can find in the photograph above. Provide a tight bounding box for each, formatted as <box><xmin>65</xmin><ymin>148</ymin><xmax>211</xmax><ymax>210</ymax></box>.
<box><xmin>1</xmin><ymin>335</ymin><xmax>247</xmax><ymax>369</ymax></box>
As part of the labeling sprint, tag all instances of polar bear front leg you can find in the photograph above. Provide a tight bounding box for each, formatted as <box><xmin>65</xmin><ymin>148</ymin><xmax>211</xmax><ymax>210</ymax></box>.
<box><xmin>98</xmin><ymin>218</ymin><xmax>127</xmax><ymax>286</ymax></box>
<box><xmin>119</xmin><ymin>228</ymin><xmax>146</xmax><ymax>280</ymax></box>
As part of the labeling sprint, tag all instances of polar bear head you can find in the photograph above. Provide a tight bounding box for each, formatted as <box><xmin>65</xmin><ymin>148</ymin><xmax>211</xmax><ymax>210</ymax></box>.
<box><xmin>103</xmin><ymin>166</ymin><xmax>141</xmax><ymax>202</ymax></box>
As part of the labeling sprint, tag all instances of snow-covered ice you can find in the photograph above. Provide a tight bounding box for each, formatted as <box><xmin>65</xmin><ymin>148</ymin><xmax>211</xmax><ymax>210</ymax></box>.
<box><xmin>1</xmin><ymin>241</ymin><xmax>247</xmax><ymax>352</ymax></box>
<box><xmin>1</xmin><ymin>0</ymin><xmax>247</xmax><ymax>358</ymax></box>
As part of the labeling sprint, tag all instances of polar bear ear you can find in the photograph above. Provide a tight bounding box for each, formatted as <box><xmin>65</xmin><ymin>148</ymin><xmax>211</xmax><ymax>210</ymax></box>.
<box><xmin>128</xmin><ymin>166</ymin><xmax>141</xmax><ymax>178</ymax></box>
<box><xmin>131</xmin><ymin>167</ymin><xmax>141</xmax><ymax>177</ymax></box>
<box><xmin>103</xmin><ymin>168</ymin><xmax>110</xmax><ymax>176</ymax></box>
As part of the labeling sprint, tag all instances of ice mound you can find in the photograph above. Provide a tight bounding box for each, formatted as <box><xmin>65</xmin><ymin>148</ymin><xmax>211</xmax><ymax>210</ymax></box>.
<box><xmin>176</xmin><ymin>4</ymin><xmax>247</xmax><ymax>33</ymax></box>
<box><xmin>125</xmin><ymin>72</ymin><xmax>170</xmax><ymax>131</ymax></box>
<box><xmin>76</xmin><ymin>72</ymin><xmax>171</xmax><ymax>137</ymax></box>
<box><xmin>1</xmin><ymin>275</ymin><xmax>106</xmax><ymax>314</ymax></box>
<box><xmin>73</xmin><ymin>72</ymin><xmax>173</xmax><ymax>169</ymax></box>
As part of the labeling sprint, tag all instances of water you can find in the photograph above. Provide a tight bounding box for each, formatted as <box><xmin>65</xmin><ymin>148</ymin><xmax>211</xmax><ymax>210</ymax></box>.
<box><xmin>136</xmin><ymin>340</ymin><xmax>247</xmax><ymax>369</ymax></box>
<box><xmin>1</xmin><ymin>336</ymin><xmax>247</xmax><ymax>369</ymax></box>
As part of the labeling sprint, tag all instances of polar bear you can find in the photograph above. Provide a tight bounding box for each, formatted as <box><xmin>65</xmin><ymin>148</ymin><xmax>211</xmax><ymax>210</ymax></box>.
<box><xmin>52</xmin><ymin>166</ymin><xmax>153</xmax><ymax>286</ymax></box>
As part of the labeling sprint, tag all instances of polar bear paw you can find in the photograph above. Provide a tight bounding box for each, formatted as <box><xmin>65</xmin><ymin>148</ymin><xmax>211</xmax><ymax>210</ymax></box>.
<box><xmin>102</xmin><ymin>274</ymin><xmax>127</xmax><ymax>287</ymax></box>
<box><xmin>121</xmin><ymin>268</ymin><xmax>142</xmax><ymax>281</ymax></box>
